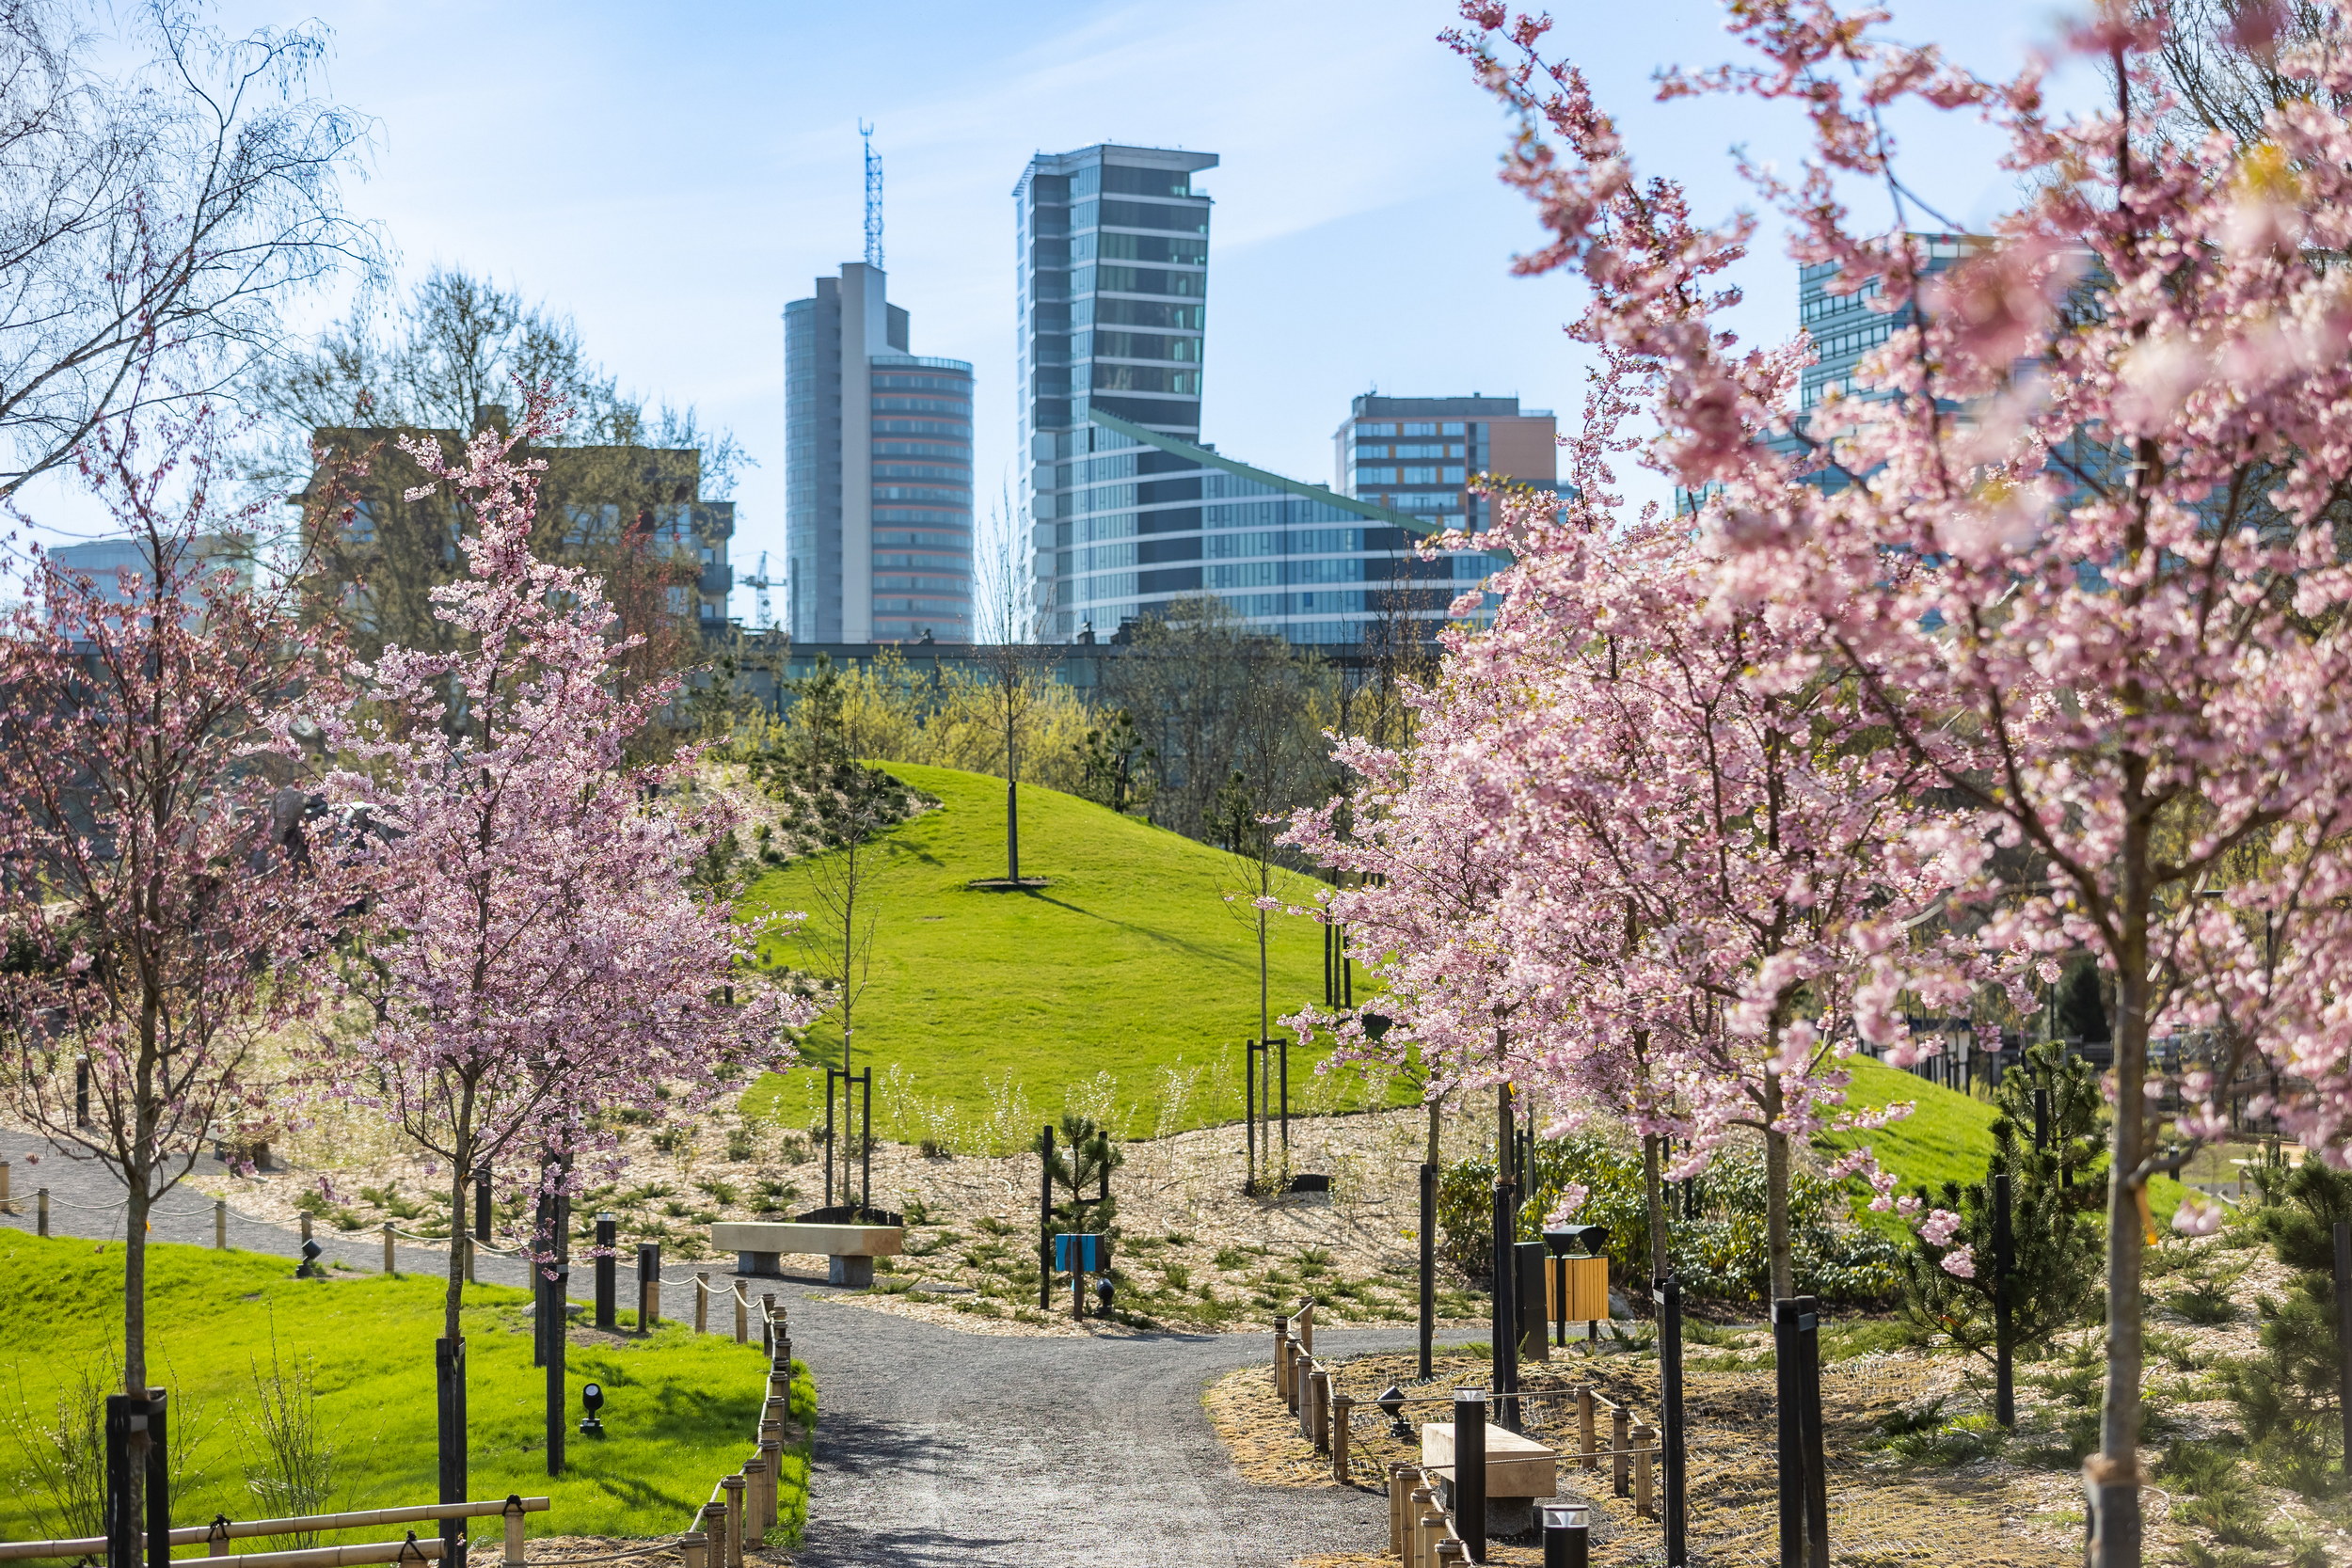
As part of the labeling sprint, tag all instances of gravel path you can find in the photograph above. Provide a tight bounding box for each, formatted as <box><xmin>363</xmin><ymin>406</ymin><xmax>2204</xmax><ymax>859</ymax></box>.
<box><xmin>3</xmin><ymin>1136</ymin><xmax>1474</xmax><ymax>1567</ymax></box>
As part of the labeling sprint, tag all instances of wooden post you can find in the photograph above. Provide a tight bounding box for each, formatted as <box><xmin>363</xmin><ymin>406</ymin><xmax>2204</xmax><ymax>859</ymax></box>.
<box><xmin>759</xmin><ymin>1439</ymin><xmax>784</xmax><ymax>1530</ymax></box>
<box><xmin>695</xmin><ymin>1272</ymin><xmax>709</xmax><ymax>1335</ymax></box>
<box><xmin>1613</xmin><ymin>1403</ymin><xmax>1631</xmax><ymax>1497</ymax></box>
<box><xmin>1435</xmin><ymin>1541</ymin><xmax>1466</xmax><ymax>1566</ymax></box>
<box><xmin>760</xmin><ymin>1293</ymin><xmax>776</xmax><ymax>1358</ymax></box>
<box><xmin>678</xmin><ymin>1534</ymin><xmax>707</xmax><ymax>1568</ymax></box>
<box><xmin>214</xmin><ymin>1200</ymin><xmax>226</xmax><ymax>1249</ymax></box>
<box><xmin>1410</xmin><ymin>1486</ymin><xmax>1438</xmax><ymax>1568</ymax></box>
<box><xmin>1417</xmin><ymin>1505</ymin><xmax>1448</xmax><ymax>1568</ymax></box>
<box><xmin>206</xmin><ymin>1520</ymin><xmax>230</xmax><ymax>1558</ymax></box>
<box><xmin>383</xmin><ymin>1224</ymin><xmax>395</xmax><ymax>1276</ymax></box>
<box><xmin>739</xmin><ymin>1457</ymin><xmax>768</xmax><ymax>1547</ymax></box>
<box><xmin>1271</xmin><ymin>1313</ymin><xmax>1287</xmax><ymax>1394</ymax></box>
<box><xmin>1298</xmin><ymin>1298</ymin><xmax>1315</xmax><ymax>1356</ymax></box>
<box><xmin>1634</xmin><ymin>1420</ymin><xmax>1657</xmax><ymax>1518</ymax></box>
<box><xmin>734</xmin><ymin>1290</ymin><xmax>748</xmax><ymax>1344</ymax></box>
<box><xmin>1578</xmin><ymin>1386</ymin><xmax>1596</xmax><ymax>1471</ymax></box>
<box><xmin>501</xmin><ymin>1497</ymin><xmax>528</xmax><ymax>1568</ymax></box>
<box><xmin>1331</xmin><ymin>1394</ymin><xmax>1353</xmax><ymax>1482</ymax></box>
<box><xmin>1</xmin><ymin>1159</ymin><xmax>11</xmax><ymax>1212</ymax></box>
<box><xmin>1387</xmin><ymin>1464</ymin><xmax>1409</xmax><ymax>1556</ymax></box>
<box><xmin>720</xmin><ymin>1475</ymin><xmax>746</xmax><ymax>1568</ymax></box>
<box><xmin>36</xmin><ymin>1187</ymin><xmax>46</xmax><ymax>1237</ymax></box>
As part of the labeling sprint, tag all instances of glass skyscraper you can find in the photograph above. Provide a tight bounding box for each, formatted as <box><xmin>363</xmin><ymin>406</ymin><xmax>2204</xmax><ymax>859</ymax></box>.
<box><xmin>786</xmin><ymin>261</ymin><xmax>974</xmax><ymax>644</ymax></box>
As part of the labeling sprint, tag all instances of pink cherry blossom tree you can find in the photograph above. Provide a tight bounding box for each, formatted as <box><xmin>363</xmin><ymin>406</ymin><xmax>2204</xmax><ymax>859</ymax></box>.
<box><xmin>1453</xmin><ymin>2</ymin><xmax>2352</xmax><ymax>1557</ymax></box>
<box><xmin>0</xmin><ymin>403</ymin><xmax>349</xmax><ymax>1435</ymax></box>
<box><xmin>317</xmin><ymin>389</ymin><xmax>806</xmax><ymax>1512</ymax></box>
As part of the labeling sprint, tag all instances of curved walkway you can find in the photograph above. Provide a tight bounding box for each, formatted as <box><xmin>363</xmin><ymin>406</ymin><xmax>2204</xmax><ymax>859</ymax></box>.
<box><xmin>3</xmin><ymin>1138</ymin><xmax>1459</xmax><ymax>1567</ymax></box>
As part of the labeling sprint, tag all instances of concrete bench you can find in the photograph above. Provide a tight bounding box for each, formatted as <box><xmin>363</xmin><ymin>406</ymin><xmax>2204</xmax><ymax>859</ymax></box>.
<box><xmin>1422</xmin><ymin>1420</ymin><xmax>1560</xmax><ymax>1537</ymax></box>
<box><xmin>711</xmin><ymin>1221</ymin><xmax>903</xmax><ymax>1288</ymax></box>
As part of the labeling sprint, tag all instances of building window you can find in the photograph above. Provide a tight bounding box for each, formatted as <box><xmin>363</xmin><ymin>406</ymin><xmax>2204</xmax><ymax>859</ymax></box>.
<box><xmin>1403</xmin><ymin>421</ymin><xmax>1437</xmax><ymax>436</ymax></box>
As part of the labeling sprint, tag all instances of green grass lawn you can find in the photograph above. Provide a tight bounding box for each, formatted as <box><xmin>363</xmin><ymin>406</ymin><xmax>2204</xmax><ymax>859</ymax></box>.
<box><xmin>739</xmin><ymin>763</ymin><xmax>1402</xmax><ymax>1143</ymax></box>
<box><xmin>1819</xmin><ymin>1056</ymin><xmax>2185</xmax><ymax>1229</ymax></box>
<box><xmin>0</xmin><ymin>1233</ymin><xmax>812</xmax><ymax>1547</ymax></box>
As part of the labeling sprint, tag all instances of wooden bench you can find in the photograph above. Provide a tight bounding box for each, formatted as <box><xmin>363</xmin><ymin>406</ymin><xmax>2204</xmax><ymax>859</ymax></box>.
<box><xmin>709</xmin><ymin>1221</ymin><xmax>903</xmax><ymax>1287</ymax></box>
<box><xmin>1422</xmin><ymin>1420</ymin><xmax>1560</xmax><ymax>1538</ymax></box>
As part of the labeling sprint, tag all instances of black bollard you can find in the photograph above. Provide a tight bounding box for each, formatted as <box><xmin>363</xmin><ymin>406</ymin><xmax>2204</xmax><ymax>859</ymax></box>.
<box><xmin>436</xmin><ymin>1338</ymin><xmax>468</xmax><ymax>1568</ymax></box>
<box><xmin>1454</xmin><ymin>1386</ymin><xmax>1488</xmax><ymax>1562</ymax></box>
<box><xmin>1655</xmin><ymin>1277</ymin><xmax>1688</xmax><ymax>1566</ymax></box>
<box><xmin>1772</xmin><ymin>1296</ymin><xmax>1829</xmax><ymax>1568</ymax></box>
<box><xmin>1516</xmin><ymin>1239</ymin><xmax>1549</xmax><ymax>1361</ymax></box>
<box><xmin>636</xmin><ymin>1242</ymin><xmax>660</xmax><ymax>1332</ymax></box>
<box><xmin>594</xmin><ymin>1214</ymin><xmax>617</xmax><ymax>1331</ymax></box>
<box><xmin>76</xmin><ymin>1056</ymin><xmax>90</xmax><ymax>1129</ymax></box>
<box><xmin>1994</xmin><ymin>1172</ymin><xmax>2016</xmax><ymax>1427</ymax></box>
<box><xmin>1039</xmin><ymin>1124</ymin><xmax>1055</xmax><ymax>1310</ymax></box>
<box><xmin>474</xmin><ymin>1171</ymin><xmax>491</xmax><ymax>1243</ymax></box>
<box><xmin>1491</xmin><ymin>1180</ymin><xmax>1520</xmax><ymax>1431</ymax></box>
<box><xmin>2335</xmin><ymin>1222</ymin><xmax>2352</xmax><ymax>1470</ymax></box>
<box><xmin>545</xmin><ymin>1266</ymin><xmax>569</xmax><ymax>1477</ymax></box>
<box><xmin>143</xmin><ymin>1388</ymin><xmax>167</xmax><ymax>1568</ymax></box>
<box><xmin>1541</xmin><ymin>1502</ymin><xmax>1590</xmax><ymax>1568</ymax></box>
<box><xmin>102</xmin><ymin>1393</ymin><xmax>145</xmax><ymax>1568</ymax></box>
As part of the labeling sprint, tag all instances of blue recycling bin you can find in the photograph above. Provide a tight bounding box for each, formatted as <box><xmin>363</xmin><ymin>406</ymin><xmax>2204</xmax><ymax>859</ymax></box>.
<box><xmin>1053</xmin><ymin>1232</ymin><xmax>1110</xmax><ymax>1272</ymax></box>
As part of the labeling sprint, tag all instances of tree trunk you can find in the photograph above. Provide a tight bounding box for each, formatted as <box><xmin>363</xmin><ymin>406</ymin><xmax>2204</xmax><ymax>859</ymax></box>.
<box><xmin>1642</xmin><ymin>1132</ymin><xmax>1670</xmax><ymax>1282</ymax></box>
<box><xmin>1257</xmin><ymin>911</ymin><xmax>1270</xmax><ymax>1050</ymax></box>
<box><xmin>121</xmin><ymin>1171</ymin><xmax>149</xmax><ymax>1560</ymax></box>
<box><xmin>2092</xmin><ymin>854</ymin><xmax>2153</xmax><ymax>1568</ymax></box>
<box><xmin>124</xmin><ymin>1178</ymin><xmax>150</xmax><ymax>1395</ymax></box>
<box><xmin>446</xmin><ymin>1150</ymin><xmax>469</xmax><ymax>1341</ymax></box>
<box><xmin>1761</xmin><ymin>1071</ymin><xmax>1795</xmax><ymax>1301</ymax></box>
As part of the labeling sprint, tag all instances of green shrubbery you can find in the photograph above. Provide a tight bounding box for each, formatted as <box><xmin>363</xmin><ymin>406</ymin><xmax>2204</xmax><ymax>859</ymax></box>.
<box><xmin>2221</xmin><ymin>1158</ymin><xmax>2352</xmax><ymax>1500</ymax></box>
<box><xmin>1436</xmin><ymin>1132</ymin><xmax>1902</xmax><ymax>1306</ymax></box>
<box><xmin>1897</xmin><ymin>1041</ymin><xmax>2105</xmax><ymax>1362</ymax></box>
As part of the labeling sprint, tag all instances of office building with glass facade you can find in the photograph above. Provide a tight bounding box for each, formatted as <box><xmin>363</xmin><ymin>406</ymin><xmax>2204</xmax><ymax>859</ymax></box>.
<box><xmin>1040</xmin><ymin>408</ymin><xmax>1489</xmax><ymax>643</ymax></box>
<box><xmin>785</xmin><ymin>261</ymin><xmax>974</xmax><ymax>643</ymax></box>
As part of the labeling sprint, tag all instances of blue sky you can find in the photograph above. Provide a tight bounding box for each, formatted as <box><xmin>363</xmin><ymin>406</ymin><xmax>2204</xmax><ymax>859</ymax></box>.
<box><xmin>25</xmin><ymin>0</ymin><xmax>2104</xmax><ymax>612</ymax></box>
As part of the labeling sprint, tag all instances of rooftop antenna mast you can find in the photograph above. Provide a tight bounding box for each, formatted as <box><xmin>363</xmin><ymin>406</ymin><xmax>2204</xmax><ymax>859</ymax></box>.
<box><xmin>860</xmin><ymin>120</ymin><xmax>883</xmax><ymax>271</ymax></box>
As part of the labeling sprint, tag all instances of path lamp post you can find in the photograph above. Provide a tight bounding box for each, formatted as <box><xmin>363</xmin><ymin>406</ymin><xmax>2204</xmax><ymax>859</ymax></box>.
<box><xmin>1542</xmin><ymin>1502</ymin><xmax>1590</xmax><ymax>1568</ymax></box>
<box><xmin>544</xmin><ymin>1267</ymin><xmax>569</xmax><ymax>1479</ymax></box>
<box><xmin>1453</xmin><ymin>1386</ymin><xmax>1487</xmax><ymax>1562</ymax></box>
<box><xmin>1543</xmin><ymin>1227</ymin><xmax>1575</xmax><ymax>1349</ymax></box>
<box><xmin>1376</xmin><ymin>1384</ymin><xmax>1410</xmax><ymax>1439</ymax></box>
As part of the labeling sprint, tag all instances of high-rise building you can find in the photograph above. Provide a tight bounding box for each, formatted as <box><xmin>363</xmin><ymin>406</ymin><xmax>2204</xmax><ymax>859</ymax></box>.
<box><xmin>785</xmin><ymin>262</ymin><xmax>974</xmax><ymax>644</ymax></box>
<box><xmin>1017</xmin><ymin>144</ymin><xmax>1216</xmax><ymax>631</ymax></box>
<box><xmin>1332</xmin><ymin>394</ymin><xmax>1557</xmax><ymax>529</ymax></box>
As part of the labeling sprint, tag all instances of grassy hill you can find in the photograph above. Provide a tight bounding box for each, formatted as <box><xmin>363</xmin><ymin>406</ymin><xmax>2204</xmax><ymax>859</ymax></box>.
<box><xmin>737</xmin><ymin>764</ymin><xmax>1395</xmax><ymax>1146</ymax></box>
<box><xmin>0</xmin><ymin>1232</ymin><xmax>811</xmax><ymax>1542</ymax></box>
<box><xmin>1820</xmin><ymin>1056</ymin><xmax>2185</xmax><ymax>1228</ymax></box>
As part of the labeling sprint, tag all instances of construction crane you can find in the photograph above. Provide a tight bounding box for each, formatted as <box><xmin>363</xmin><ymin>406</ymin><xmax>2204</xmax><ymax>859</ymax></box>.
<box><xmin>743</xmin><ymin>550</ymin><xmax>775</xmax><ymax>632</ymax></box>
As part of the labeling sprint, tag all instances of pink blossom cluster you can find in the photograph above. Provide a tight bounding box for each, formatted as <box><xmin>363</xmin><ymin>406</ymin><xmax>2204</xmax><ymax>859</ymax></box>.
<box><xmin>313</xmin><ymin>391</ymin><xmax>812</xmax><ymax>1283</ymax></box>
<box><xmin>1319</xmin><ymin>0</ymin><xmax>2352</xmax><ymax>1543</ymax></box>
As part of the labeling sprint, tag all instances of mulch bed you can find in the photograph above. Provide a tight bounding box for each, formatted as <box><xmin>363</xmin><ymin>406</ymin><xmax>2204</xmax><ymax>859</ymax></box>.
<box><xmin>1209</xmin><ymin>1349</ymin><xmax>2091</xmax><ymax>1566</ymax></box>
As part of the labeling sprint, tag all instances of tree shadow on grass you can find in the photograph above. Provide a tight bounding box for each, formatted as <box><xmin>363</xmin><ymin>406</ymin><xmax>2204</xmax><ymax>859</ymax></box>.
<box><xmin>1009</xmin><ymin>890</ymin><xmax>1248</xmax><ymax>972</ymax></box>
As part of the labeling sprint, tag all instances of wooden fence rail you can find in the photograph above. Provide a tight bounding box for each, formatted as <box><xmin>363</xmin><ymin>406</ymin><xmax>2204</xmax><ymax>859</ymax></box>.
<box><xmin>0</xmin><ymin>1497</ymin><xmax>549</xmax><ymax>1566</ymax></box>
